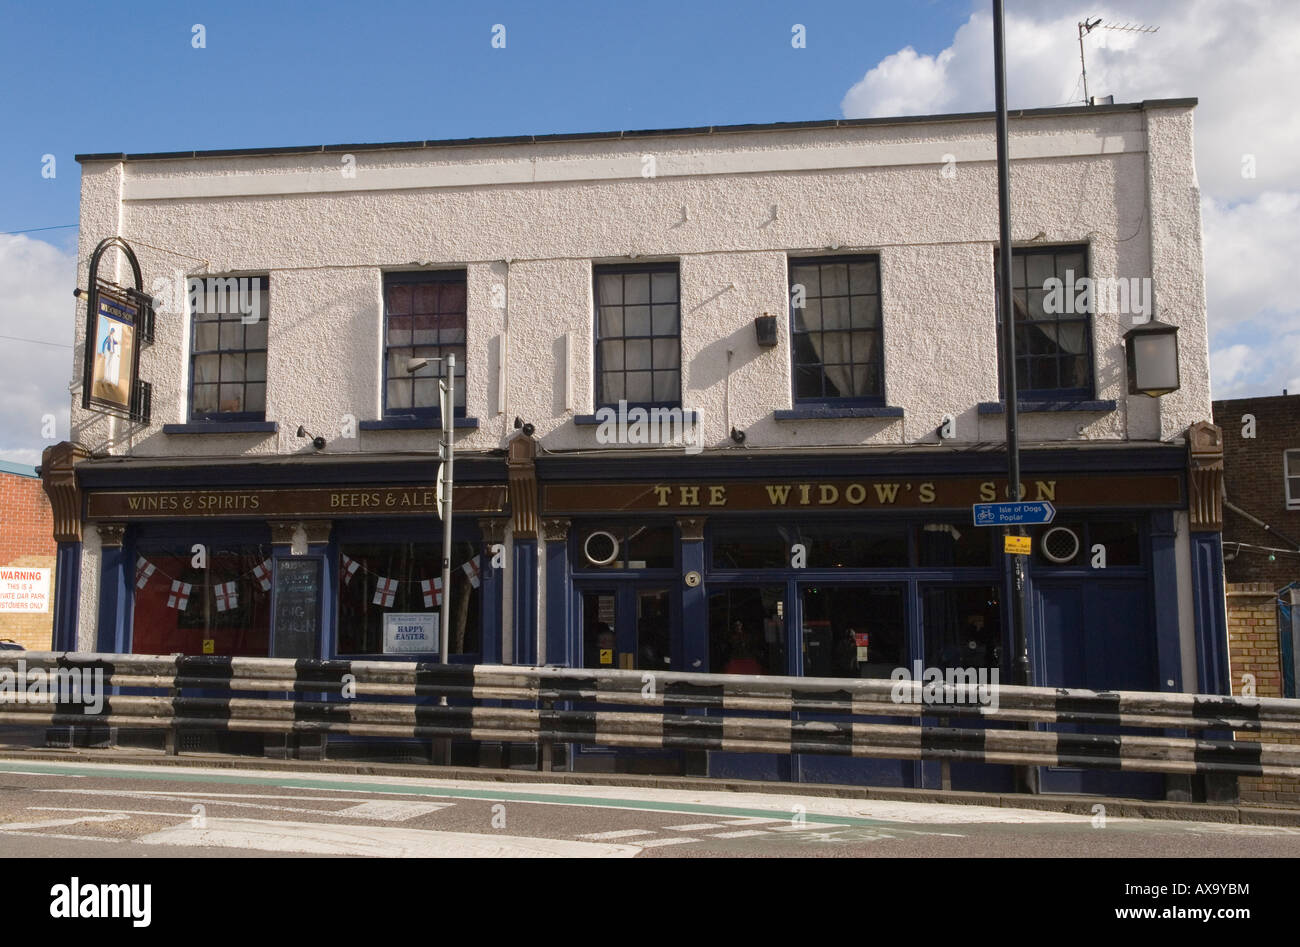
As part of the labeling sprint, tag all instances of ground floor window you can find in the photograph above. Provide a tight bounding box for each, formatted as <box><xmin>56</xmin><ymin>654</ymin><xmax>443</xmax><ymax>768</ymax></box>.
<box><xmin>921</xmin><ymin>585</ymin><xmax>1002</xmax><ymax>670</ymax></box>
<box><xmin>800</xmin><ymin>583</ymin><xmax>906</xmax><ymax>678</ymax></box>
<box><xmin>336</xmin><ymin>540</ymin><xmax>481</xmax><ymax>655</ymax></box>
<box><xmin>131</xmin><ymin>542</ymin><xmax>272</xmax><ymax>656</ymax></box>
<box><xmin>708</xmin><ymin>586</ymin><xmax>786</xmax><ymax>674</ymax></box>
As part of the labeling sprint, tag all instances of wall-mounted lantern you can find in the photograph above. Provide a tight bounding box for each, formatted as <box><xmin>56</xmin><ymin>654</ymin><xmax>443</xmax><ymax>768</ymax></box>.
<box><xmin>1124</xmin><ymin>318</ymin><xmax>1180</xmax><ymax>397</ymax></box>
<box><xmin>754</xmin><ymin>313</ymin><xmax>778</xmax><ymax>347</ymax></box>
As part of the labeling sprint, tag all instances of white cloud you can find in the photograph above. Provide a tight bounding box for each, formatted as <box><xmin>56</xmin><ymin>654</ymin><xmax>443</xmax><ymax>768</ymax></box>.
<box><xmin>841</xmin><ymin>0</ymin><xmax>1300</xmax><ymax>401</ymax></box>
<box><xmin>0</xmin><ymin>234</ymin><xmax>77</xmax><ymax>465</ymax></box>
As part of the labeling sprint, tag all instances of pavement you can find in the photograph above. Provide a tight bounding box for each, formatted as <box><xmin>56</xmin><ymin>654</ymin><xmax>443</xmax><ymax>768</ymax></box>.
<box><xmin>1</xmin><ymin>754</ymin><xmax>1298</xmax><ymax>857</ymax></box>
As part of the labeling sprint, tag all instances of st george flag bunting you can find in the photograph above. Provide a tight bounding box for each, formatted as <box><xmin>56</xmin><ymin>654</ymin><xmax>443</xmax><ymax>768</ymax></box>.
<box><xmin>462</xmin><ymin>555</ymin><xmax>481</xmax><ymax>589</ymax></box>
<box><xmin>421</xmin><ymin>577</ymin><xmax>442</xmax><ymax>608</ymax></box>
<box><xmin>167</xmin><ymin>580</ymin><xmax>192</xmax><ymax>610</ymax></box>
<box><xmin>214</xmin><ymin>580</ymin><xmax>238</xmax><ymax>612</ymax></box>
<box><xmin>373</xmin><ymin>576</ymin><xmax>397</xmax><ymax>607</ymax></box>
<box><xmin>135</xmin><ymin>557</ymin><xmax>156</xmax><ymax>589</ymax></box>
<box><xmin>253</xmin><ymin>559</ymin><xmax>273</xmax><ymax>591</ymax></box>
<box><xmin>341</xmin><ymin>554</ymin><xmax>360</xmax><ymax>586</ymax></box>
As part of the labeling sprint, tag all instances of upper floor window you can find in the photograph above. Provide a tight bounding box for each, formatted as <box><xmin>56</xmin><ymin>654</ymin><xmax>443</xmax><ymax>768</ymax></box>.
<box><xmin>190</xmin><ymin>276</ymin><xmax>268</xmax><ymax>420</ymax></box>
<box><xmin>788</xmin><ymin>255</ymin><xmax>883</xmax><ymax>403</ymax></box>
<box><xmin>383</xmin><ymin>271</ymin><xmax>466</xmax><ymax>419</ymax></box>
<box><xmin>594</xmin><ymin>263</ymin><xmax>680</xmax><ymax>408</ymax></box>
<box><xmin>1286</xmin><ymin>449</ymin><xmax>1300</xmax><ymax>510</ymax></box>
<box><xmin>995</xmin><ymin>245</ymin><xmax>1093</xmax><ymax>398</ymax></box>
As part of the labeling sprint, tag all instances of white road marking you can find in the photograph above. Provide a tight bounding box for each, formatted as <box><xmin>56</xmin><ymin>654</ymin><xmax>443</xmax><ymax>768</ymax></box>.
<box><xmin>0</xmin><ymin>814</ymin><xmax>129</xmax><ymax>831</ymax></box>
<box><xmin>709</xmin><ymin>829</ymin><xmax>772</xmax><ymax>839</ymax></box>
<box><xmin>136</xmin><ymin>818</ymin><xmax>641</xmax><ymax>858</ymax></box>
<box><xmin>665</xmin><ymin>822</ymin><xmax>726</xmax><ymax>831</ymax></box>
<box><xmin>34</xmin><ymin>788</ymin><xmax>450</xmax><ymax>821</ymax></box>
<box><xmin>0</xmin><ymin>771</ymin><xmax>84</xmax><ymax>778</ymax></box>
<box><xmin>577</xmin><ymin>829</ymin><xmax>657</xmax><ymax>840</ymax></box>
<box><xmin>718</xmin><ymin>817</ymin><xmax>784</xmax><ymax>826</ymax></box>
<box><xmin>768</xmin><ymin>821</ymin><xmax>848</xmax><ymax>832</ymax></box>
<box><xmin>636</xmin><ymin>836</ymin><xmax>700</xmax><ymax>848</ymax></box>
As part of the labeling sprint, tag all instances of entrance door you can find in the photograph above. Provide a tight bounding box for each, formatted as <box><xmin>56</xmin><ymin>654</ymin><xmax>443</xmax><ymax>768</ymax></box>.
<box><xmin>580</xmin><ymin>586</ymin><xmax>673</xmax><ymax>672</ymax></box>
<box><xmin>573</xmin><ymin>584</ymin><xmax>676</xmax><ymax>772</ymax></box>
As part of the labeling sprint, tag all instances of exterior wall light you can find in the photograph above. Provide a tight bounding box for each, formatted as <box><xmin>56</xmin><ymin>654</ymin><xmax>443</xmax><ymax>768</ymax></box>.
<box><xmin>754</xmin><ymin>313</ymin><xmax>778</xmax><ymax>347</ymax></box>
<box><xmin>1124</xmin><ymin>318</ymin><xmax>1181</xmax><ymax>397</ymax></box>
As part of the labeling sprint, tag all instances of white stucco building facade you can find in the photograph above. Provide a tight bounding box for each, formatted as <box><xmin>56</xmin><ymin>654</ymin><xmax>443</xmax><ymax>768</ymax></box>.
<box><xmin>42</xmin><ymin>97</ymin><xmax>1229</xmax><ymax>794</ymax></box>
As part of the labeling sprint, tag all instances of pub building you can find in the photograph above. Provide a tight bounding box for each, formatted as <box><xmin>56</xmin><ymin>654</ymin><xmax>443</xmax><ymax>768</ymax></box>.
<box><xmin>43</xmin><ymin>98</ymin><xmax>1230</xmax><ymax>797</ymax></box>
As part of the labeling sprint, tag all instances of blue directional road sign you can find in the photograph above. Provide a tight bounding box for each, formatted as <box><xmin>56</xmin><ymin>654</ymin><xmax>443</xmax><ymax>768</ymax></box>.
<box><xmin>972</xmin><ymin>500</ymin><xmax>1056</xmax><ymax>526</ymax></box>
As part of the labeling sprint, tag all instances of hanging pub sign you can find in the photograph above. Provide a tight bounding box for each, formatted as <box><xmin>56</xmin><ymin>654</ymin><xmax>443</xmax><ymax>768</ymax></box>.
<box><xmin>78</xmin><ymin>236</ymin><xmax>154</xmax><ymax>422</ymax></box>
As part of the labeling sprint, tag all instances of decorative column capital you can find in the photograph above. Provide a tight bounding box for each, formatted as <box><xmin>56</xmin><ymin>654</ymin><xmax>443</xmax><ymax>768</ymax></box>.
<box><xmin>541</xmin><ymin>518</ymin><xmax>570</xmax><ymax>542</ymax></box>
<box><xmin>96</xmin><ymin>522</ymin><xmax>127</xmax><ymax>547</ymax></box>
<box><xmin>40</xmin><ymin>441</ymin><xmax>92</xmax><ymax>543</ymax></box>
<box><xmin>1187</xmin><ymin>420</ymin><xmax>1224</xmax><ymax>532</ymax></box>
<box><xmin>677</xmin><ymin>516</ymin><xmax>707</xmax><ymax>542</ymax></box>
<box><xmin>478</xmin><ymin>518</ymin><xmax>509</xmax><ymax>544</ymax></box>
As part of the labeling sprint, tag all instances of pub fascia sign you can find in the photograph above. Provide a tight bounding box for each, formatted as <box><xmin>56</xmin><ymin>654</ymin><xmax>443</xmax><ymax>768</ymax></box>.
<box><xmin>78</xmin><ymin>237</ymin><xmax>155</xmax><ymax>423</ymax></box>
<box><xmin>543</xmin><ymin>473</ymin><xmax>1183</xmax><ymax>512</ymax></box>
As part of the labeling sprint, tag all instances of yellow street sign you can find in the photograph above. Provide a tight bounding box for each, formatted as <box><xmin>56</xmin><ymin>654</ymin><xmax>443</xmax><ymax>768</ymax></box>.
<box><xmin>1004</xmin><ymin>535</ymin><xmax>1032</xmax><ymax>555</ymax></box>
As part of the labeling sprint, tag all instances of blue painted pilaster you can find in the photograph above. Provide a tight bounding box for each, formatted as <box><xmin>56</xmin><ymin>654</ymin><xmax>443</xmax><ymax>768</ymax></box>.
<box><xmin>1191</xmin><ymin>531</ymin><xmax>1230</xmax><ymax>695</ymax></box>
<box><xmin>1149</xmin><ymin>511</ymin><xmax>1183</xmax><ymax>692</ymax></box>
<box><xmin>543</xmin><ymin>520</ymin><xmax>573</xmax><ymax>666</ymax></box>
<box><xmin>95</xmin><ymin>528</ymin><xmax>129</xmax><ymax>654</ymax></box>
<box><xmin>52</xmin><ymin>542</ymin><xmax>82</xmax><ymax>652</ymax></box>
<box><xmin>512</xmin><ymin>538</ymin><xmax>538</xmax><ymax>665</ymax></box>
<box><xmin>478</xmin><ymin>520</ymin><xmax>507</xmax><ymax>665</ymax></box>
<box><xmin>679</xmin><ymin>518</ymin><xmax>707</xmax><ymax>672</ymax></box>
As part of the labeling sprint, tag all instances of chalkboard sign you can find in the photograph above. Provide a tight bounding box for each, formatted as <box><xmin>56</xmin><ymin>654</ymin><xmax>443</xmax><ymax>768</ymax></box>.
<box><xmin>272</xmin><ymin>558</ymin><xmax>321</xmax><ymax>659</ymax></box>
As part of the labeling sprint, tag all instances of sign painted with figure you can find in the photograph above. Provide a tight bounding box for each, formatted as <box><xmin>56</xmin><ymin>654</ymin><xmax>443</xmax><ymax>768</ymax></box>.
<box><xmin>0</xmin><ymin>567</ymin><xmax>50</xmax><ymax>612</ymax></box>
<box><xmin>88</xmin><ymin>288</ymin><xmax>137</xmax><ymax>412</ymax></box>
<box><xmin>383</xmin><ymin>613</ymin><xmax>438</xmax><ymax>654</ymax></box>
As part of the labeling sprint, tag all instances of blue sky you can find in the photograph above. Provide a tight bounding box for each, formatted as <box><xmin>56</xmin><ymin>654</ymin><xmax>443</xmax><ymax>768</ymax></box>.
<box><xmin>1</xmin><ymin>0</ymin><xmax>968</xmax><ymax>250</ymax></box>
<box><xmin>1</xmin><ymin>0</ymin><xmax>1296</xmax><ymax>465</ymax></box>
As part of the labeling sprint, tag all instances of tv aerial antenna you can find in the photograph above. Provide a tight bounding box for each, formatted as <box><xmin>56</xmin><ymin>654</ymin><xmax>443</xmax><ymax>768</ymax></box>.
<box><xmin>1078</xmin><ymin>18</ymin><xmax>1159</xmax><ymax>104</ymax></box>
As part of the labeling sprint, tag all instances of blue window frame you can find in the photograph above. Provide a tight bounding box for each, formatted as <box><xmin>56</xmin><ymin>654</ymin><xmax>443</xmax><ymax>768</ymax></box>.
<box><xmin>995</xmin><ymin>245</ymin><xmax>1095</xmax><ymax>399</ymax></box>
<box><xmin>787</xmin><ymin>255</ymin><xmax>884</xmax><ymax>405</ymax></box>
<box><xmin>383</xmin><ymin>270</ymin><xmax>467</xmax><ymax>420</ymax></box>
<box><xmin>593</xmin><ymin>262</ymin><xmax>681</xmax><ymax>409</ymax></box>
<box><xmin>189</xmin><ymin>276</ymin><xmax>268</xmax><ymax>421</ymax></box>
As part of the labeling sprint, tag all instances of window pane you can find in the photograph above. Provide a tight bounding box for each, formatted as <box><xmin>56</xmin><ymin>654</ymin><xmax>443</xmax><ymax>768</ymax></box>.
<box><xmin>596</xmin><ymin>274</ymin><xmax>623</xmax><ymax>305</ymax></box>
<box><xmin>1029</xmin><ymin>358</ymin><xmax>1057</xmax><ymax>390</ymax></box>
<box><xmin>651</xmin><ymin>271</ymin><xmax>677</xmax><ymax>302</ymax></box>
<box><xmin>194</xmin><ymin>323</ymin><xmax>219</xmax><ymax>351</ymax></box>
<box><xmin>245</xmin><ymin>383</ymin><xmax>266</xmax><ymax>412</ymax></box>
<box><xmin>1089</xmin><ymin>521</ymin><xmax>1141</xmax><ymax>565</ymax></box>
<box><xmin>220</xmin><ymin>353</ymin><xmax>245</xmax><ymax>383</ymax></box>
<box><xmin>413</xmin><ymin>376</ymin><xmax>437</xmax><ymax>408</ymax></box>
<box><xmin>917</xmin><ymin>522</ymin><xmax>991</xmax><ymax>566</ymax></box>
<box><xmin>651</xmin><ymin>304</ymin><xmax>678</xmax><ymax>334</ymax></box>
<box><xmin>218</xmin><ymin>384</ymin><xmax>243</xmax><ymax>412</ymax></box>
<box><xmin>652</xmin><ymin>371</ymin><xmax>679</xmax><ymax>402</ymax></box>
<box><xmin>244</xmin><ymin>319</ymin><xmax>267</xmax><ymax>349</ymax></box>
<box><xmin>848</xmin><ymin>261</ymin><xmax>878</xmax><ymax>294</ymax></box>
<box><xmin>821</xmin><ymin>264</ymin><xmax>849</xmax><ymax>296</ymax></box>
<box><xmin>600</xmin><ymin>372</ymin><xmax>625</xmax><ymax>403</ymax></box>
<box><xmin>387</xmin><ymin>285</ymin><xmax>412</xmax><ymax>315</ymax></box>
<box><xmin>790</xmin><ymin>265</ymin><xmax>820</xmax><ymax>298</ymax></box>
<box><xmin>192</xmin><ymin>384</ymin><xmax>218</xmax><ymax>413</ymax></box>
<box><xmin>821</xmin><ymin>297</ymin><xmax>849</xmax><ymax>330</ymax></box>
<box><xmin>625</xmin><ymin>372</ymin><xmax>652</xmax><ymax>402</ymax></box>
<box><xmin>387</xmin><ymin>377</ymin><xmax>410</xmax><ymax>410</ymax></box>
<box><xmin>193</xmin><ymin>354</ymin><xmax>219</xmax><ymax>385</ymax></box>
<box><xmin>850</xmin><ymin>295</ymin><xmax>879</xmax><ymax>328</ymax></box>
<box><xmin>387</xmin><ymin>314</ymin><xmax>412</xmax><ymax>347</ymax></box>
<box><xmin>625</xmin><ymin>339</ymin><xmax>652</xmax><ymax>371</ymax></box>
<box><xmin>624</xmin><ymin>273</ymin><xmax>650</xmax><ymax>305</ymax></box>
<box><xmin>1026</xmin><ymin>253</ymin><xmax>1056</xmax><ymax>290</ymax></box>
<box><xmin>709</xmin><ymin>587</ymin><xmax>786</xmax><ymax>675</ymax></box>
<box><xmin>600</xmin><ymin>340</ymin><xmax>624</xmax><ymax>371</ymax></box>
<box><xmin>598</xmin><ymin>307</ymin><xmax>623</xmax><ymax>337</ymax></box>
<box><xmin>652</xmin><ymin>338</ymin><xmax>679</xmax><ymax>369</ymax></box>
<box><xmin>625</xmin><ymin>306</ymin><xmax>651</xmax><ymax>336</ymax></box>
<box><xmin>801</xmin><ymin>585</ymin><xmax>906</xmax><ymax>679</ymax></box>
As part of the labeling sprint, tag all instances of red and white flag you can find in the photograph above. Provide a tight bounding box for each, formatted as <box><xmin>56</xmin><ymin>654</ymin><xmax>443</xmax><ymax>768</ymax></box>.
<box><xmin>341</xmin><ymin>554</ymin><xmax>360</xmax><ymax>586</ymax></box>
<box><xmin>373</xmin><ymin>576</ymin><xmax>397</xmax><ymax>607</ymax></box>
<box><xmin>252</xmin><ymin>559</ymin><xmax>273</xmax><ymax>591</ymax></box>
<box><xmin>135</xmin><ymin>557</ymin><xmax>156</xmax><ymax>589</ymax></box>
<box><xmin>462</xmin><ymin>555</ymin><xmax>481</xmax><ymax>589</ymax></box>
<box><xmin>214</xmin><ymin>580</ymin><xmax>238</xmax><ymax>612</ymax></box>
<box><xmin>167</xmin><ymin>580</ymin><xmax>192</xmax><ymax>610</ymax></box>
<box><xmin>421</xmin><ymin>577</ymin><xmax>442</xmax><ymax>608</ymax></box>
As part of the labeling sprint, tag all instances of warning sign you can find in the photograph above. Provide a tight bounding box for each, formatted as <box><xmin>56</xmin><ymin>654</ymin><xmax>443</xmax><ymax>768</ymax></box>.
<box><xmin>1004</xmin><ymin>535</ymin><xmax>1032</xmax><ymax>555</ymax></box>
<box><xmin>0</xmin><ymin>568</ymin><xmax>50</xmax><ymax>613</ymax></box>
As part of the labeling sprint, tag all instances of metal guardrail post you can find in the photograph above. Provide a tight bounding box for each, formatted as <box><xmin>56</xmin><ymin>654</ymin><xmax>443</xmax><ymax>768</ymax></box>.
<box><xmin>165</xmin><ymin>686</ymin><xmax>177</xmax><ymax>756</ymax></box>
<box><xmin>539</xmin><ymin>697</ymin><xmax>553</xmax><ymax>772</ymax></box>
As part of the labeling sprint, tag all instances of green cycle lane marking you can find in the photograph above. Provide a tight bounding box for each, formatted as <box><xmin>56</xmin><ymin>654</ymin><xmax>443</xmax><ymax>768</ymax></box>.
<box><xmin>0</xmin><ymin>758</ymin><xmax>894</xmax><ymax>828</ymax></box>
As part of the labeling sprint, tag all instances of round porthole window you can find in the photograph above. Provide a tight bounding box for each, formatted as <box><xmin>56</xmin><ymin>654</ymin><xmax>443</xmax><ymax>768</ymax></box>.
<box><xmin>583</xmin><ymin>530</ymin><xmax>621</xmax><ymax>567</ymax></box>
<box><xmin>1041</xmin><ymin>526</ymin><xmax>1081</xmax><ymax>564</ymax></box>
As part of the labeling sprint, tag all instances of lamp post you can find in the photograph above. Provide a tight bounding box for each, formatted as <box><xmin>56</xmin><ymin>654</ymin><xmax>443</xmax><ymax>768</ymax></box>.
<box><xmin>406</xmin><ymin>353</ymin><xmax>455</xmax><ymax>664</ymax></box>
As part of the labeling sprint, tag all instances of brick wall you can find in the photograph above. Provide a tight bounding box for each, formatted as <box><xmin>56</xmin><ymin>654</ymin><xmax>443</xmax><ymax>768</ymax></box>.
<box><xmin>1226</xmin><ymin>582</ymin><xmax>1298</xmax><ymax>806</ymax></box>
<box><xmin>0</xmin><ymin>471</ymin><xmax>56</xmax><ymax>650</ymax></box>
<box><xmin>1212</xmin><ymin>394</ymin><xmax>1300</xmax><ymax>588</ymax></box>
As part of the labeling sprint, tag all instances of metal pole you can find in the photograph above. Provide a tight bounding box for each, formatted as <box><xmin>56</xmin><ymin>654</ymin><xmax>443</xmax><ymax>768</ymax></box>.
<box><xmin>994</xmin><ymin>0</ymin><xmax>1036</xmax><ymax>793</ymax></box>
<box><xmin>440</xmin><ymin>353</ymin><xmax>455</xmax><ymax>666</ymax></box>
